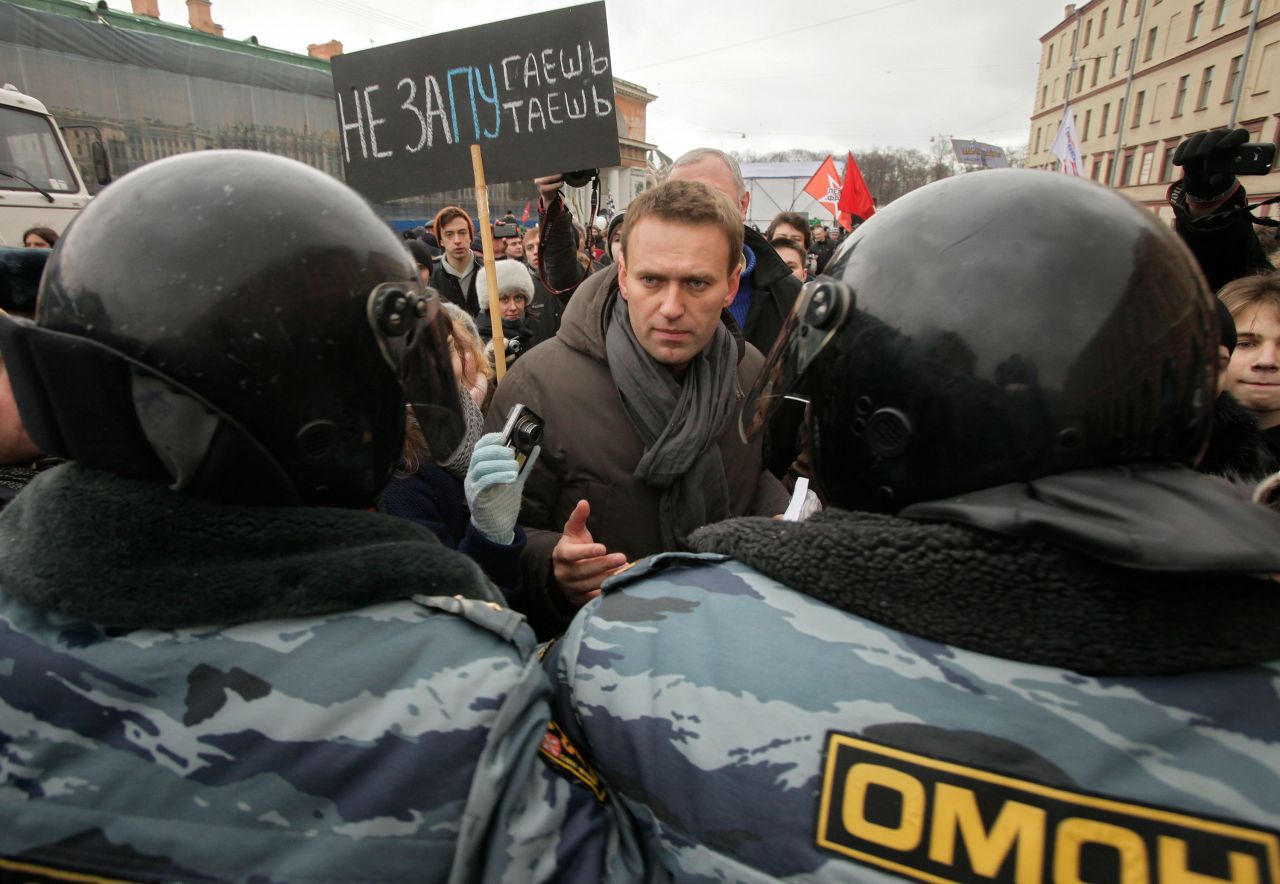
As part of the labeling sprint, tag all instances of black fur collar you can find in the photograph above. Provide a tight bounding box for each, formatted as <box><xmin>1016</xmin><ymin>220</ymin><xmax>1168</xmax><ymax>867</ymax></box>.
<box><xmin>0</xmin><ymin>463</ymin><xmax>500</xmax><ymax>628</ymax></box>
<box><xmin>691</xmin><ymin>470</ymin><xmax>1280</xmax><ymax>674</ymax></box>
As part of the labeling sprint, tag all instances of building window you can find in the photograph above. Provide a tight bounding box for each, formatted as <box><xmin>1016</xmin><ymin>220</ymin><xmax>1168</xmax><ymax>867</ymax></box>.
<box><xmin>1189</xmin><ymin>3</ymin><xmax>1204</xmax><ymax>39</ymax></box>
<box><xmin>1035</xmin><ymin>127</ymin><xmax>1043</xmax><ymax>153</ymax></box>
<box><xmin>1101</xmin><ymin>102</ymin><xmax>1111</xmax><ymax>135</ymax></box>
<box><xmin>1121</xmin><ymin>148</ymin><xmax>1136</xmax><ymax>186</ymax></box>
<box><xmin>1161</xmin><ymin>139</ymin><xmax>1180</xmax><ymax>180</ymax></box>
<box><xmin>1111</xmin><ymin>45</ymin><xmax>1122</xmax><ymax>77</ymax></box>
<box><xmin>1128</xmin><ymin>37</ymin><xmax>1137</xmax><ymax>68</ymax></box>
<box><xmin>1119</xmin><ymin>0</ymin><xmax>1128</xmax><ymax>24</ymax></box>
<box><xmin>1196</xmin><ymin>65</ymin><xmax>1215</xmax><ymax>109</ymax></box>
<box><xmin>1225</xmin><ymin>54</ymin><xmax>1244</xmax><ymax>101</ymax></box>
<box><xmin>1092</xmin><ymin>57</ymin><xmax>1101</xmax><ymax>87</ymax></box>
<box><xmin>1131</xmin><ymin>90</ymin><xmax>1145</xmax><ymax>126</ymax></box>
<box><xmin>1047</xmin><ymin>43</ymin><xmax>1054</xmax><ymax>67</ymax></box>
<box><xmin>1077</xmin><ymin>70</ymin><xmax>1085</xmax><ymax>93</ymax></box>
<box><xmin>1173</xmin><ymin>74</ymin><xmax>1189</xmax><ymax>114</ymax></box>
<box><xmin>1084</xmin><ymin>18</ymin><xmax>1093</xmax><ymax>46</ymax></box>
<box><xmin>1242</xmin><ymin>0</ymin><xmax>1255</xmax><ymax>14</ymax></box>
<box><xmin>1083</xmin><ymin>108</ymin><xmax>1093</xmax><ymax>140</ymax></box>
<box><xmin>1214</xmin><ymin>0</ymin><xmax>1228</xmax><ymax>27</ymax></box>
<box><xmin>1144</xmin><ymin>27</ymin><xmax>1157</xmax><ymax>61</ymax></box>
<box><xmin>1042</xmin><ymin>84</ymin><xmax>1049</xmax><ymax>108</ymax></box>
<box><xmin>1100</xmin><ymin>8</ymin><xmax>1109</xmax><ymax>35</ymax></box>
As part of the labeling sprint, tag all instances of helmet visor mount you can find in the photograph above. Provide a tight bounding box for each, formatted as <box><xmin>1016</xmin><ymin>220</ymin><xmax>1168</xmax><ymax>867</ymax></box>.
<box><xmin>367</xmin><ymin>281</ymin><xmax>465</xmax><ymax>460</ymax></box>
<box><xmin>740</xmin><ymin>279</ymin><xmax>854</xmax><ymax>443</ymax></box>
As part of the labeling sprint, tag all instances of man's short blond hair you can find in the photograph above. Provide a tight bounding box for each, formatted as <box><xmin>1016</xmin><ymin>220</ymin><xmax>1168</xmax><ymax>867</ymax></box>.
<box><xmin>1220</xmin><ymin>268</ymin><xmax>1280</xmax><ymax>318</ymax></box>
<box><xmin>620</xmin><ymin>180</ymin><xmax>744</xmax><ymax>278</ymax></box>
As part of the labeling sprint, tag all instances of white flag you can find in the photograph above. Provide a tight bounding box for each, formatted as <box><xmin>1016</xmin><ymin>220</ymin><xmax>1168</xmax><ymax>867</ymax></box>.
<box><xmin>1050</xmin><ymin>106</ymin><xmax>1083</xmax><ymax>176</ymax></box>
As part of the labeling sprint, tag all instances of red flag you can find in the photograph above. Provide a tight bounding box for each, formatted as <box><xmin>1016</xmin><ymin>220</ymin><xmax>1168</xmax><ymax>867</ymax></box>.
<box><xmin>838</xmin><ymin>151</ymin><xmax>875</xmax><ymax>229</ymax></box>
<box><xmin>521</xmin><ymin>201</ymin><xmax>531</xmax><ymax>224</ymax></box>
<box><xmin>802</xmin><ymin>155</ymin><xmax>843</xmax><ymax>223</ymax></box>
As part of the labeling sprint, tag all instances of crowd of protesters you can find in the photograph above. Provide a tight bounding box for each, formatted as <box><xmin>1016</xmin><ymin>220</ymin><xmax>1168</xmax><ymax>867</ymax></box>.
<box><xmin>0</xmin><ymin>130</ymin><xmax>1278</xmax><ymax>882</ymax></box>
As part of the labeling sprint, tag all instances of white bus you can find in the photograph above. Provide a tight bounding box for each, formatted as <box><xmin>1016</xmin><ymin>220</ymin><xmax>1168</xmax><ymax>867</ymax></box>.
<box><xmin>0</xmin><ymin>85</ymin><xmax>109</xmax><ymax>247</ymax></box>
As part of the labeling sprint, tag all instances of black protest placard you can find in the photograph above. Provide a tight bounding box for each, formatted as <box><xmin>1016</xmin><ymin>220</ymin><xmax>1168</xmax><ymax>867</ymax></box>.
<box><xmin>330</xmin><ymin>3</ymin><xmax>620</xmax><ymax>203</ymax></box>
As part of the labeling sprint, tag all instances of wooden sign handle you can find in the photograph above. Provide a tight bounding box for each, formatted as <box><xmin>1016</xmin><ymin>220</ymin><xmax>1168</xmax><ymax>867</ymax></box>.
<box><xmin>471</xmin><ymin>144</ymin><xmax>507</xmax><ymax>380</ymax></box>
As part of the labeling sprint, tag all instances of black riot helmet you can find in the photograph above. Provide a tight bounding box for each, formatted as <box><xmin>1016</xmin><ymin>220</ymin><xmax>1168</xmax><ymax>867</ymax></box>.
<box><xmin>744</xmin><ymin>169</ymin><xmax>1216</xmax><ymax>513</ymax></box>
<box><xmin>0</xmin><ymin>150</ymin><xmax>463</xmax><ymax>508</ymax></box>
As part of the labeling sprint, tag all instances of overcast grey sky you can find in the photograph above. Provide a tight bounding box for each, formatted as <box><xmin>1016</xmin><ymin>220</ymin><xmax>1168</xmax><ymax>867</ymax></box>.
<box><xmin>142</xmin><ymin>0</ymin><xmax>1072</xmax><ymax>158</ymax></box>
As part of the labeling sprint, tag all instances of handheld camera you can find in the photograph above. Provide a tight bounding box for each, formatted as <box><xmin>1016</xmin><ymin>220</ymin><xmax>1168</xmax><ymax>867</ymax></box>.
<box><xmin>499</xmin><ymin>404</ymin><xmax>544</xmax><ymax>469</ymax></box>
<box><xmin>1206</xmin><ymin>142</ymin><xmax>1276</xmax><ymax>176</ymax></box>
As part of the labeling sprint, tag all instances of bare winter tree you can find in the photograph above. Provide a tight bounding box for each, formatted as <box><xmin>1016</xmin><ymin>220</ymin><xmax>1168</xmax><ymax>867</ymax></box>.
<box><xmin>929</xmin><ymin>135</ymin><xmax>959</xmax><ymax>181</ymax></box>
<box><xmin>731</xmin><ymin>148</ymin><xmax>830</xmax><ymax>163</ymax></box>
<box><xmin>854</xmin><ymin>146</ymin><xmax>954</xmax><ymax>205</ymax></box>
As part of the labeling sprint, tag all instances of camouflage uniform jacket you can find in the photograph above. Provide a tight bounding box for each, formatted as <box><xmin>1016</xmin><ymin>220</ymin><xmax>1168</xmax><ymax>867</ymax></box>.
<box><xmin>0</xmin><ymin>464</ymin><xmax>649</xmax><ymax>883</ymax></box>
<box><xmin>546</xmin><ymin>546</ymin><xmax>1280</xmax><ymax>883</ymax></box>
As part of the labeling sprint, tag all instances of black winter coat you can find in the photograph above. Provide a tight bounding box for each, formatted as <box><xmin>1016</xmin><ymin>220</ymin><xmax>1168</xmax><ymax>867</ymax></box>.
<box><xmin>429</xmin><ymin>256</ymin><xmax>482</xmax><ymax>315</ymax></box>
<box><xmin>1170</xmin><ymin>182</ymin><xmax>1274</xmax><ymax>293</ymax></box>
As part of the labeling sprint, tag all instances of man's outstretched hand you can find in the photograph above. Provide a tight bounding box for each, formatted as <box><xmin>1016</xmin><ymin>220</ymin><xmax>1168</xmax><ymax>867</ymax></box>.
<box><xmin>551</xmin><ymin>499</ymin><xmax>627</xmax><ymax>608</ymax></box>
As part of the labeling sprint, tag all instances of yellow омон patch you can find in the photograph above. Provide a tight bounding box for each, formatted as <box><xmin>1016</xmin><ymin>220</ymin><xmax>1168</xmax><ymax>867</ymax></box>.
<box><xmin>815</xmin><ymin>732</ymin><xmax>1279</xmax><ymax>883</ymax></box>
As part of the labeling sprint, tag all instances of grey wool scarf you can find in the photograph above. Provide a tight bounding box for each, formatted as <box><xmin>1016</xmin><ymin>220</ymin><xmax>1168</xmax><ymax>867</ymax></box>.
<box><xmin>605</xmin><ymin>291</ymin><xmax>738</xmax><ymax>550</ymax></box>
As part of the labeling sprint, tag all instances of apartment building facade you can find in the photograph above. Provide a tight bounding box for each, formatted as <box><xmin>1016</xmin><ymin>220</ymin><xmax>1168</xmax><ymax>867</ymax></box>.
<box><xmin>1028</xmin><ymin>0</ymin><xmax>1280</xmax><ymax>221</ymax></box>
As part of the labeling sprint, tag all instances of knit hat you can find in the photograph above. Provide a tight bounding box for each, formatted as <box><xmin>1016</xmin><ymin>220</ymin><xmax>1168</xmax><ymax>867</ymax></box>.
<box><xmin>606</xmin><ymin>211</ymin><xmax>625</xmax><ymax>245</ymax></box>
<box><xmin>476</xmin><ymin>259</ymin><xmax>535</xmax><ymax>303</ymax></box>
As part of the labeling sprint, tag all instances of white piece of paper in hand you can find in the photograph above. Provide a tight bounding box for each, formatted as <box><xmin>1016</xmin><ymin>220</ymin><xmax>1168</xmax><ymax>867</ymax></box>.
<box><xmin>783</xmin><ymin>478</ymin><xmax>810</xmax><ymax>522</ymax></box>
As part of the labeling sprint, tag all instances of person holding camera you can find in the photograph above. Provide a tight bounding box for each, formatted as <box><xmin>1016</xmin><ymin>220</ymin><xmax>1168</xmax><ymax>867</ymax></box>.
<box><xmin>382</xmin><ymin>418</ymin><xmax>536</xmax><ymax>605</ymax></box>
<box><xmin>474</xmin><ymin>259</ymin><xmax>545</xmax><ymax>371</ymax></box>
<box><xmin>492</xmin><ymin>221</ymin><xmax>521</xmax><ymax>259</ymax></box>
<box><xmin>381</xmin><ymin>303</ymin><xmax>535</xmax><ymax>604</ymax></box>
<box><xmin>1169</xmin><ymin>128</ymin><xmax>1275</xmax><ymax>293</ymax></box>
<box><xmin>485</xmin><ymin>179</ymin><xmax>789</xmax><ymax>640</ymax></box>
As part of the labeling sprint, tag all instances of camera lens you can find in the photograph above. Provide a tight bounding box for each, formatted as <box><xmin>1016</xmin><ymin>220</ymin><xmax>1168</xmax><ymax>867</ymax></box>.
<box><xmin>513</xmin><ymin>416</ymin><xmax>543</xmax><ymax>449</ymax></box>
<box><xmin>562</xmin><ymin>169</ymin><xmax>596</xmax><ymax>188</ymax></box>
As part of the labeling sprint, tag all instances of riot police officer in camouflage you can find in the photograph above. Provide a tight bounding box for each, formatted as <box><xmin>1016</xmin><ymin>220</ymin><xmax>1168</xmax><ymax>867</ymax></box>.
<box><xmin>544</xmin><ymin>170</ymin><xmax>1280</xmax><ymax>882</ymax></box>
<box><xmin>0</xmin><ymin>151</ymin><xmax>645</xmax><ymax>882</ymax></box>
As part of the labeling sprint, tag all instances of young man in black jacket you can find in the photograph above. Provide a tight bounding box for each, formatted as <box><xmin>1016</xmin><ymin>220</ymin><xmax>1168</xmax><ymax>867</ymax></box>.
<box><xmin>428</xmin><ymin>205</ymin><xmax>483</xmax><ymax>315</ymax></box>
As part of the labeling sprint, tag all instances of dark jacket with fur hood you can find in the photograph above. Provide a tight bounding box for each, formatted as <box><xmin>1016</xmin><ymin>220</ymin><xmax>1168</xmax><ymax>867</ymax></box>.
<box><xmin>484</xmin><ymin>263</ymin><xmax>790</xmax><ymax>638</ymax></box>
